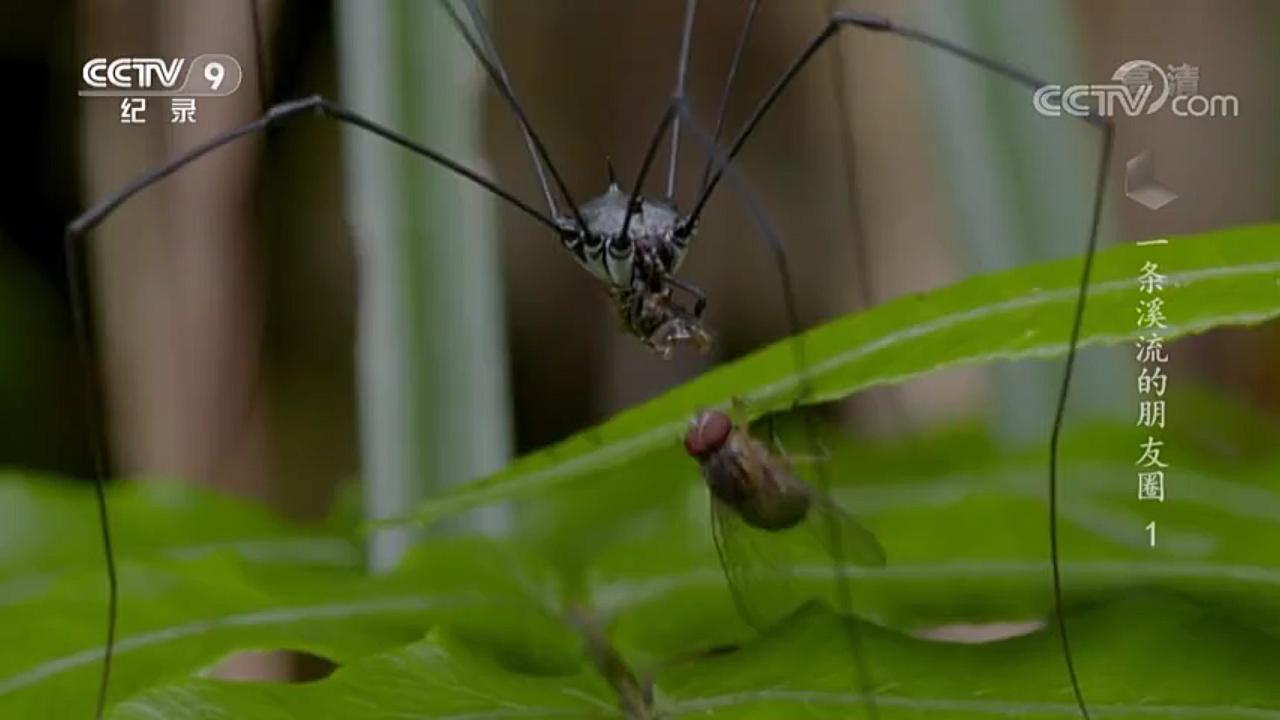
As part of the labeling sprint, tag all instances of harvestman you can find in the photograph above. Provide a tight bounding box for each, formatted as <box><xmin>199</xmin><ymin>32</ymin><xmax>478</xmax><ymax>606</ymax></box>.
<box><xmin>63</xmin><ymin>2</ymin><xmax>1113</xmax><ymax>718</ymax></box>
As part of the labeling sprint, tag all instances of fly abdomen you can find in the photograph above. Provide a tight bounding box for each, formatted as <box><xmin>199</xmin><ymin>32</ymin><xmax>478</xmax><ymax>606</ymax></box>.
<box><xmin>700</xmin><ymin>441</ymin><xmax>812</xmax><ymax>532</ymax></box>
<box><xmin>743</xmin><ymin>472</ymin><xmax>811</xmax><ymax>532</ymax></box>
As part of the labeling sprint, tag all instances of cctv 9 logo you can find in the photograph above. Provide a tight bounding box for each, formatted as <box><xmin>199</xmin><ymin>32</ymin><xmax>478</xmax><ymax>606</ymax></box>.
<box><xmin>80</xmin><ymin>54</ymin><xmax>243</xmax><ymax>97</ymax></box>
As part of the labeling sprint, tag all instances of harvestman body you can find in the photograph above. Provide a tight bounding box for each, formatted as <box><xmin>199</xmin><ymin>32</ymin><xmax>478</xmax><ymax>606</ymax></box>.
<box><xmin>436</xmin><ymin>0</ymin><xmax>724</xmax><ymax>356</ymax></box>
<box><xmin>560</xmin><ymin>176</ymin><xmax>707</xmax><ymax>354</ymax></box>
<box><xmin>64</xmin><ymin>1</ymin><xmax>1115</xmax><ymax>718</ymax></box>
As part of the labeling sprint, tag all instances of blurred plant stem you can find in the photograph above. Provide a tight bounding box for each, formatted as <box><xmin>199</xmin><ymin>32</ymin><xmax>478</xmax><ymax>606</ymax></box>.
<box><xmin>337</xmin><ymin>0</ymin><xmax>512</xmax><ymax>572</ymax></box>
<box><xmin>911</xmin><ymin>0</ymin><xmax>1126</xmax><ymax>440</ymax></box>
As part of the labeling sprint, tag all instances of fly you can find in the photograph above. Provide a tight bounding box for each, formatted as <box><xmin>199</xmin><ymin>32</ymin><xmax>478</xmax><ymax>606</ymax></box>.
<box><xmin>684</xmin><ymin>403</ymin><xmax>885</xmax><ymax>628</ymax></box>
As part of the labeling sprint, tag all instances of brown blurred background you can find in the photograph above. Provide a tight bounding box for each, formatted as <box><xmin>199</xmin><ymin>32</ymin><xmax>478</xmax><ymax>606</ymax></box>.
<box><xmin>2</xmin><ymin>0</ymin><xmax>1277</xmax><ymax>530</ymax></box>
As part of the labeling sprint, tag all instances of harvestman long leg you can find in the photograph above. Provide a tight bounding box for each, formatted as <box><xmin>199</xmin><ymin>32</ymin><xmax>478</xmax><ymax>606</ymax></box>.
<box><xmin>71</xmin><ymin>5</ymin><xmax>707</xmax><ymax>715</ymax></box>
<box><xmin>707</xmin><ymin>11</ymin><xmax>1111</xmax><ymax>719</ymax></box>
<box><xmin>66</xmin><ymin>92</ymin><xmax>590</xmax><ymax>719</ymax></box>
<box><xmin>623</xmin><ymin>10</ymin><xmax>1113</xmax><ymax>720</ymax></box>
<box><xmin>664</xmin><ymin>0</ymin><xmax>699</xmax><ymax>201</ymax></box>
<box><xmin>69</xmin><ymin>7</ymin><xmax>1115</xmax><ymax>720</ymax></box>
<box><xmin>821</xmin><ymin>0</ymin><xmax>875</xmax><ymax>314</ymax></box>
<box><xmin>696</xmin><ymin>0</ymin><xmax>760</xmax><ymax>196</ymax></box>
<box><xmin>586</xmin><ymin>64</ymin><xmax>881</xmax><ymax>703</ymax></box>
<box><xmin>438</xmin><ymin>0</ymin><xmax>591</xmax><ymax>232</ymax></box>
<box><xmin>451</xmin><ymin>0</ymin><xmax>559</xmax><ymax>219</ymax></box>
<box><xmin>451</xmin><ymin>2</ymin><xmax>868</xmax><ymax>711</ymax></box>
<box><xmin>666</xmin><ymin>96</ymin><xmax>884</xmax><ymax>719</ymax></box>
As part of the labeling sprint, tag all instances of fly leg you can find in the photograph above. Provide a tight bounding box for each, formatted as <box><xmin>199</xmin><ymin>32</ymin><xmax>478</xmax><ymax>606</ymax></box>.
<box><xmin>765</xmin><ymin>413</ymin><xmax>830</xmax><ymax>466</ymax></box>
<box><xmin>773</xmin><ymin>434</ymin><xmax>831</xmax><ymax>467</ymax></box>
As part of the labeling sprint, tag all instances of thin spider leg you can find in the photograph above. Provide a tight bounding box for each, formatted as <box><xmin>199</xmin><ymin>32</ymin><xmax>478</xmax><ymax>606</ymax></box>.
<box><xmin>821</xmin><ymin>1</ymin><xmax>910</xmax><ymax>431</ymax></box>
<box><xmin>671</xmin><ymin>101</ymin><xmax>786</xmax><ymax>268</ymax></box>
<box><xmin>665</xmin><ymin>0</ymin><xmax>699</xmax><ymax>201</ymax></box>
<box><xmin>82</xmin><ymin>6</ymin><xmax>280</xmax><ymax>715</ymax></box>
<box><xmin>618</xmin><ymin>103</ymin><xmax>678</xmax><ymax>247</ymax></box>
<box><xmin>82</xmin><ymin>4</ymin><xmax>283</xmax><ymax>716</ymax></box>
<box><xmin>456</xmin><ymin>0</ymin><xmax>560</xmax><ymax>219</ymax></box>
<box><xmin>67</xmin><ymin>229</ymin><xmax>115</xmax><ymax>720</ymax></box>
<box><xmin>687</xmin><ymin>12</ymin><xmax>1106</xmax><ymax>226</ymax></box>
<box><xmin>1046</xmin><ymin>122</ymin><xmax>1113</xmax><ymax>720</ymax></box>
<box><xmin>682</xmin><ymin>13</ymin><xmax>1112</xmax><ymax>719</ymax></box>
<box><xmin>70</xmin><ymin>96</ymin><xmax>562</xmax><ymax>238</ymax></box>
<box><xmin>821</xmin><ymin>0</ymin><xmax>873</xmax><ymax>312</ymax></box>
<box><xmin>69</xmin><ymin>92</ymin><xmax>570</xmax><ymax>718</ymax></box>
<box><xmin>675</xmin><ymin>98</ymin><xmax>881</xmax><ymax>720</ymax></box>
<box><xmin>697</xmin><ymin>0</ymin><xmax>759</xmax><ymax>195</ymax></box>
<box><xmin>439</xmin><ymin>1</ymin><xmax>589</xmax><ymax>232</ymax></box>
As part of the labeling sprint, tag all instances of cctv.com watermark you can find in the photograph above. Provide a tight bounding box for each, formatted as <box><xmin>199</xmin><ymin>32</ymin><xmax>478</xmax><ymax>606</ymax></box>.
<box><xmin>1034</xmin><ymin>59</ymin><xmax>1240</xmax><ymax>118</ymax></box>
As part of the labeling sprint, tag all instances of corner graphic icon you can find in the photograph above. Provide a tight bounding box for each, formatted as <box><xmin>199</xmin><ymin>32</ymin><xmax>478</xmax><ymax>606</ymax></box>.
<box><xmin>1125</xmin><ymin>151</ymin><xmax>1178</xmax><ymax>210</ymax></box>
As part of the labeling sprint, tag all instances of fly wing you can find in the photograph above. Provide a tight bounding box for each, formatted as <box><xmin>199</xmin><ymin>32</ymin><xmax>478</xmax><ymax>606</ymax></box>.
<box><xmin>705</xmin><ymin>424</ymin><xmax>880</xmax><ymax>632</ymax></box>
<box><xmin>710</xmin><ymin>496</ymin><xmax>760</xmax><ymax>629</ymax></box>
<box><xmin>709</xmin><ymin>495</ymin><xmax>800</xmax><ymax>632</ymax></box>
<box><xmin>760</xmin><ymin>449</ymin><xmax>886</xmax><ymax>568</ymax></box>
<box><xmin>808</xmin><ymin>489</ymin><xmax>887</xmax><ymax>568</ymax></box>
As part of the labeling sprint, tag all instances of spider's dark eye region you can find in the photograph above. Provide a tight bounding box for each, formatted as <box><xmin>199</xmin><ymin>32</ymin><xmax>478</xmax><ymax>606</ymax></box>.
<box><xmin>609</xmin><ymin>233</ymin><xmax>632</xmax><ymax>255</ymax></box>
<box><xmin>583</xmin><ymin>233</ymin><xmax>603</xmax><ymax>250</ymax></box>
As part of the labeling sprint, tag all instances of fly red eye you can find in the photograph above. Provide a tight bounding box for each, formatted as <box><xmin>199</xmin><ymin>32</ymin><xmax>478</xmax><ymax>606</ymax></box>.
<box><xmin>684</xmin><ymin>410</ymin><xmax>732</xmax><ymax>458</ymax></box>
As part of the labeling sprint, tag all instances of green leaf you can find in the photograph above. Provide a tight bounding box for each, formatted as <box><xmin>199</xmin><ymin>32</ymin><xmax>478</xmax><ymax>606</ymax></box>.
<box><xmin>108</xmin><ymin>629</ymin><xmax>616</xmax><ymax>720</ymax></box>
<box><xmin>516</xmin><ymin>387</ymin><xmax>1276</xmax><ymax>663</ymax></box>
<box><xmin>99</xmin><ymin>592</ymin><xmax>1280</xmax><ymax>718</ymax></box>
<box><xmin>7</xmin><ymin>220</ymin><xmax>1280</xmax><ymax>716</ymax></box>
<box><xmin>0</xmin><ymin>472</ymin><xmax>359</xmax><ymax>606</ymax></box>
<box><xmin>7</xmin><ymin>396</ymin><xmax>1280</xmax><ymax>716</ymax></box>
<box><xmin>651</xmin><ymin>592</ymin><xmax>1280</xmax><ymax>718</ymax></box>
<box><xmin>0</xmin><ymin>548</ymin><xmax>579</xmax><ymax>718</ymax></box>
<box><xmin>0</xmin><ymin>476</ymin><xmax>579</xmax><ymax>717</ymax></box>
<box><xmin>387</xmin><ymin>223</ymin><xmax>1280</xmax><ymax>528</ymax></box>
